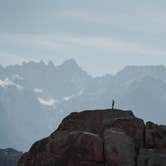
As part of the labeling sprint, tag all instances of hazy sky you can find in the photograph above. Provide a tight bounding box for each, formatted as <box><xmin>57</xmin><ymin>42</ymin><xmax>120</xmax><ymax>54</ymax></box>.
<box><xmin>1</xmin><ymin>0</ymin><xmax>166</xmax><ymax>75</ymax></box>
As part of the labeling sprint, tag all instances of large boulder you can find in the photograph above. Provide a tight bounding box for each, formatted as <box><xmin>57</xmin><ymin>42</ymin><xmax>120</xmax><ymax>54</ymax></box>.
<box><xmin>18</xmin><ymin>109</ymin><xmax>166</xmax><ymax>166</ymax></box>
<box><xmin>19</xmin><ymin>131</ymin><xmax>103</xmax><ymax>166</ymax></box>
<box><xmin>57</xmin><ymin>109</ymin><xmax>135</xmax><ymax>136</ymax></box>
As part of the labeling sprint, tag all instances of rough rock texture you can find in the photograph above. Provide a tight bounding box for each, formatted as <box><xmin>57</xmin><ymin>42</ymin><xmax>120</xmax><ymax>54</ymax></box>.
<box><xmin>145</xmin><ymin>121</ymin><xmax>166</xmax><ymax>149</ymax></box>
<box><xmin>104</xmin><ymin>128</ymin><xmax>136</xmax><ymax>166</ymax></box>
<box><xmin>0</xmin><ymin>148</ymin><xmax>22</xmax><ymax>166</ymax></box>
<box><xmin>18</xmin><ymin>109</ymin><xmax>166</xmax><ymax>166</ymax></box>
<box><xmin>137</xmin><ymin>149</ymin><xmax>166</xmax><ymax>166</ymax></box>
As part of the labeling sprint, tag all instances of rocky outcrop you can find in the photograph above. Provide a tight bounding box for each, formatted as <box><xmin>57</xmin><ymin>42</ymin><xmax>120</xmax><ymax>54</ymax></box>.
<box><xmin>104</xmin><ymin>128</ymin><xmax>136</xmax><ymax>166</ymax></box>
<box><xmin>145</xmin><ymin>122</ymin><xmax>166</xmax><ymax>149</ymax></box>
<box><xmin>0</xmin><ymin>148</ymin><xmax>22</xmax><ymax>166</ymax></box>
<box><xmin>18</xmin><ymin>109</ymin><xmax>166</xmax><ymax>166</ymax></box>
<box><xmin>137</xmin><ymin>149</ymin><xmax>166</xmax><ymax>166</ymax></box>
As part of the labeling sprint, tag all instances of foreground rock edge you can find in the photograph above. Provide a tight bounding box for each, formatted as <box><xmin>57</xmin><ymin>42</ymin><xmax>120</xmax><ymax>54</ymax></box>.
<box><xmin>18</xmin><ymin>109</ymin><xmax>166</xmax><ymax>166</ymax></box>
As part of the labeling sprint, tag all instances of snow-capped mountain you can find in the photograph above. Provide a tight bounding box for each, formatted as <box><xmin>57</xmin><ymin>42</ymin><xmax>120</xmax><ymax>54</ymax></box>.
<box><xmin>0</xmin><ymin>78</ymin><xmax>56</xmax><ymax>151</ymax></box>
<box><xmin>0</xmin><ymin>59</ymin><xmax>166</xmax><ymax>151</ymax></box>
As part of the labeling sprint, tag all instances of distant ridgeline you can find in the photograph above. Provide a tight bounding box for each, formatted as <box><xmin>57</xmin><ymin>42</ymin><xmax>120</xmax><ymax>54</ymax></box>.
<box><xmin>0</xmin><ymin>148</ymin><xmax>22</xmax><ymax>166</ymax></box>
<box><xmin>19</xmin><ymin>109</ymin><xmax>166</xmax><ymax>166</ymax></box>
<box><xmin>0</xmin><ymin>60</ymin><xmax>166</xmax><ymax>151</ymax></box>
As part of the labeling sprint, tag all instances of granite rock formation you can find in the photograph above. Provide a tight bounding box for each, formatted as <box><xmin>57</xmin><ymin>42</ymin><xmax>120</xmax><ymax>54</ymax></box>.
<box><xmin>18</xmin><ymin>109</ymin><xmax>166</xmax><ymax>166</ymax></box>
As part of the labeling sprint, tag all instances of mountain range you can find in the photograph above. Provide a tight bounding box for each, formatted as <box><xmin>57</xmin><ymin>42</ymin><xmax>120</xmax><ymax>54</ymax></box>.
<box><xmin>0</xmin><ymin>59</ymin><xmax>166</xmax><ymax>151</ymax></box>
<box><xmin>0</xmin><ymin>148</ymin><xmax>22</xmax><ymax>166</ymax></box>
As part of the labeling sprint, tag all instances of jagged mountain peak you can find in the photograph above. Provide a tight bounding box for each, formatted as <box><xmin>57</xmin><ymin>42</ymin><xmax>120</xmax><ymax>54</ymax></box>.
<box><xmin>24</xmin><ymin>60</ymin><xmax>47</xmax><ymax>68</ymax></box>
<box><xmin>118</xmin><ymin>65</ymin><xmax>166</xmax><ymax>74</ymax></box>
<box><xmin>62</xmin><ymin>58</ymin><xmax>77</xmax><ymax>65</ymax></box>
<box><xmin>59</xmin><ymin>58</ymin><xmax>80</xmax><ymax>69</ymax></box>
<box><xmin>114</xmin><ymin>65</ymin><xmax>166</xmax><ymax>84</ymax></box>
<box><xmin>47</xmin><ymin>60</ymin><xmax>55</xmax><ymax>68</ymax></box>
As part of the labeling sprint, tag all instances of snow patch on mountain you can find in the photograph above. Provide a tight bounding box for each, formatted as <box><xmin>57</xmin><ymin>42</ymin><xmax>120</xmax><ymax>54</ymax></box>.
<box><xmin>34</xmin><ymin>88</ymin><xmax>43</xmax><ymax>93</ymax></box>
<box><xmin>38</xmin><ymin>98</ymin><xmax>58</xmax><ymax>107</ymax></box>
<box><xmin>0</xmin><ymin>78</ymin><xmax>24</xmax><ymax>90</ymax></box>
<box><xmin>63</xmin><ymin>95</ymin><xmax>74</xmax><ymax>101</ymax></box>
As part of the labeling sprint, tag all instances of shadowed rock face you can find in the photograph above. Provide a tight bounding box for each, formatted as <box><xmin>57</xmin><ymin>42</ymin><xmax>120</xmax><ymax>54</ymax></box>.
<box><xmin>137</xmin><ymin>149</ymin><xmax>166</xmax><ymax>166</ymax></box>
<box><xmin>18</xmin><ymin>109</ymin><xmax>166</xmax><ymax>166</ymax></box>
<box><xmin>145</xmin><ymin>122</ymin><xmax>166</xmax><ymax>149</ymax></box>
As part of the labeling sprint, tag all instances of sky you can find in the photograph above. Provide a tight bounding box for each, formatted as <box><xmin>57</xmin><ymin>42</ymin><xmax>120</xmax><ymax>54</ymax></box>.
<box><xmin>1</xmin><ymin>0</ymin><xmax>166</xmax><ymax>76</ymax></box>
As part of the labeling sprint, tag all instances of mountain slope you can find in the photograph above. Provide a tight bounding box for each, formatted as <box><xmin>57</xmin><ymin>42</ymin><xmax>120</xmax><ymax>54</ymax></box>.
<box><xmin>0</xmin><ymin>148</ymin><xmax>22</xmax><ymax>166</ymax></box>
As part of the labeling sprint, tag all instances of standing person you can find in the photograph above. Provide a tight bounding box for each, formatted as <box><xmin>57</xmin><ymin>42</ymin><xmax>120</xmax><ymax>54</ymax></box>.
<box><xmin>112</xmin><ymin>99</ymin><xmax>115</xmax><ymax>110</ymax></box>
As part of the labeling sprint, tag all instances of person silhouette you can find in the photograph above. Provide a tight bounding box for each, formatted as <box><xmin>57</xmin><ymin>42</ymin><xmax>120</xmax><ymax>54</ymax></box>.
<box><xmin>112</xmin><ymin>99</ymin><xmax>115</xmax><ymax>110</ymax></box>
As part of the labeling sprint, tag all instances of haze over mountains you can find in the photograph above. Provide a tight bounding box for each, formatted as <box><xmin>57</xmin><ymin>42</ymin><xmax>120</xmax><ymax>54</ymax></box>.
<box><xmin>0</xmin><ymin>59</ymin><xmax>166</xmax><ymax>151</ymax></box>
